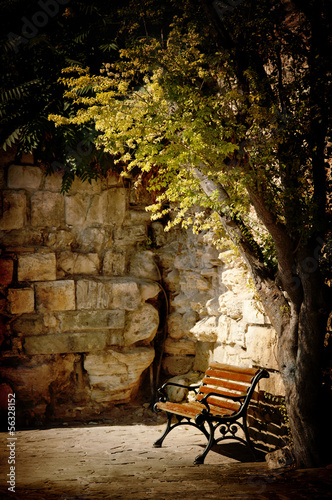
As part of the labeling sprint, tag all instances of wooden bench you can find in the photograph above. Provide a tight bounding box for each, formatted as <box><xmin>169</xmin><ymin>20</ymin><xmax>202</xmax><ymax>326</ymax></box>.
<box><xmin>153</xmin><ymin>362</ymin><xmax>269</xmax><ymax>464</ymax></box>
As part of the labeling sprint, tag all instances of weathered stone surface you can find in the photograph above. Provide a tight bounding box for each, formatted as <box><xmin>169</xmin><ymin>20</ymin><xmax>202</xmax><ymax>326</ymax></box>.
<box><xmin>107</xmin><ymin>188</ymin><xmax>127</xmax><ymax>225</ymax></box>
<box><xmin>45</xmin><ymin>230</ymin><xmax>74</xmax><ymax>250</ymax></box>
<box><xmin>221</xmin><ymin>268</ymin><xmax>247</xmax><ymax>292</ymax></box>
<box><xmin>0</xmin><ymin>258</ymin><xmax>14</xmax><ymax>285</ymax></box>
<box><xmin>111</xmin><ymin>280</ymin><xmax>141</xmax><ymax>311</ymax></box>
<box><xmin>2</xmin><ymin>354</ymin><xmax>76</xmax><ymax>405</ymax></box>
<box><xmin>58</xmin><ymin>310</ymin><xmax>125</xmax><ymax>332</ymax></box>
<box><xmin>84</xmin><ymin>347</ymin><xmax>154</xmax><ymax>402</ymax></box>
<box><xmin>65</xmin><ymin>192</ymin><xmax>110</xmax><ymax>226</ymax></box>
<box><xmin>18</xmin><ymin>253</ymin><xmax>56</xmax><ymax>282</ymax></box>
<box><xmin>24</xmin><ymin>331</ymin><xmax>107</xmax><ymax>354</ymax></box>
<box><xmin>139</xmin><ymin>280</ymin><xmax>161</xmax><ymax>301</ymax></box>
<box><xmin>11</xmin><ymin>314</ymin><xmax>44</xmax><ymax>335</ymax></box>
<box><xmin>164</xmin><ymin>337</ymin><xmax>196</xmax><ymax>355</ymax></box>
<box><xmin>0</xmin><ymin>227</ymin><xmax>43</xmax><ymax>247</ymax></box>
<box><xmin>246</xmin><ymin>326</ymin><xmax>278</xmax><ymax>370</ymax></box>
<box><xmin>43</xmin><ymin>172</ymin><xmax>63</xmax><ymax>192</ymax></box>
<box><xmin>242</xmin><ymin>299</ymin><xmax>265</xmax><ymax>325</ymax></box>
<box><xmin>265</xmin><ymin>448</ymin><xmax>295</xmax><ymax>469</ymax></box>
<box><xmin>206</xmin><ymin>297</ymin><xmax>219</xmax><ymax>316</ymax></box>
<box><xmin>0</xmin><ymin>191</ymin><xmax>26</xmax><ymax>230</ymax></box>
<box><xmin>180</xmin><ymin>271</ymin><xmax>210</xmax><ymax>293</ymax></box>
<box><xmin>165</xmin><ymin>375</ymin><xmax>190</xmax><ymax>402</ymax></box>
<box><xmin>31</xmin><ymin>191</ymin><xmax>64</xmax><ymax>227</ymax></box>
<box><xmin>193</xmin><ymin>341</ymin><xmax>214</xmax><ymax>372</ymax></box>
<box><xmin>162</xmin><ymin>355</ymin><xmax>194</xmax><ymax>376</ymax></box>
<box><xmin>76</xmin><ymin>279</ymin><xmax>112</xmax><ymax>310</ymax></box>
<box><xmin>75</xmin><ymin>227</ymin><xmax>109</xmax><ymax>253</ymax></box>
<box><xmin>35</xmin><ymin>280</ymin><xmax>75</xmax><ymax>311</ymax></box>
<box><xmin>58</xmin><ymin>252</ymin><xmax>100</xmax><ymax>275</ymax></box>
<box><xmin>167</xmin><ymin>313</ymin><xmax>185</xmax><ymax>339</ymax></box>
<box><xmin>228</xmin><ymin>319</ymin><xmax>246</xmax><ymax>347</ymax></box>
<box><xmin>103</xmin><ymin>250</ymin><xmax>126</xmax><ymax>276</ymax></box>
<box><xmin>218</xmin><ymin>291</ymin><xmax>243</xmax><ymax>320</ymax></box>
<box><xmin>124</xmin><ymin>304</ymin><xmax>159</xmax><ymax>346</ymax></box>
<box><xmin>68</xmin><ymin>177</ymin><xmax>103</xmax><ymax>194</ymax></box>
<box><xmin>114</xmin><ymin>224</ymin><xmax>147</xmax><ymax>246</ymax></box>
<box><xmin>190</xmin><ymin>316</ymin><xmax>218</xmax><ymax>342</ymax></box>
<box><xmin>7</xmin><ymin>165</ymin><xmax>42</xmax><ymax>190</ymax></box>
<box><xmin>130</xmin><ymin>251</ymin><xmax>161</xmax><ymax>280</ymax></box>
<box><xmin>259</xmin><ymin>372</ymin><xmax>285</xmax><ymax>396</ymax></box>
<box><xmin>7</xmin><ymin>287</ymin><xmax>34</xmax><ymax>314</ymax></box>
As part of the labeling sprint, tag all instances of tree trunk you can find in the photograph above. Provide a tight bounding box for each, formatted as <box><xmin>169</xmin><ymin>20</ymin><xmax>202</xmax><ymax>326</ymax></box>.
<box><xmin>277</xmin><ymin>246</ymin><xmax>332</xmax><ymax>467</ymax></box>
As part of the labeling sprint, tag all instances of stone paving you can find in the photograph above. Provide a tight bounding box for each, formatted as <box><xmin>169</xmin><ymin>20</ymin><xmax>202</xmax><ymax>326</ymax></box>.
<box><xmin>0</xmin><ymin>411</ymin><xmax>332</xmax><ymax>499</ymax></box>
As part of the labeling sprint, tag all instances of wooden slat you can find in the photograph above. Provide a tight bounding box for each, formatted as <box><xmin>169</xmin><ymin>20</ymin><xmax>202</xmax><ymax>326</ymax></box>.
<box><xmin>208</xmin><ymin>362</ymin><xmax>258</xmax><ymax>377</ymax></box>
<box><xmin>196</xmin><ymin>394</ymin><xmax>239</xmax><ymax>412</ymax></box>
<box><xmin>156</xmin><ymin>401</ymin><xmax>233</xmax><ymax>418</ymax></box>
<box><xmin>201</xmin><ymin>377</ymin><xmax>250</xmax><ymax>393</ymax></box>
<box><xmin>199</xmin><ymin>385</ymin><xmax>246</xmax><ymax>399</ymax></box>
<box><xmin>205</xmin><ymin>367</ymin><xmax>254</xmax><ymax>384</ymax></box>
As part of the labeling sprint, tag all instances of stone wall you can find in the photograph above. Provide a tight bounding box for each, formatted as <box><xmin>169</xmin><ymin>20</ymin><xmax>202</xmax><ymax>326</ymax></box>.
<box><xmin>0</xmin><ymin>159</ymin><xmax>285</xmax><ymax>429</ymax></box>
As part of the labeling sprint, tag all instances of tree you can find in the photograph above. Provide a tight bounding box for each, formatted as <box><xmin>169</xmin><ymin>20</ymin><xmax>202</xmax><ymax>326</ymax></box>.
<box><xmin>51</xmin><ymin>0</ymin><xmax>332</xmax><ymax>467</ymax></box>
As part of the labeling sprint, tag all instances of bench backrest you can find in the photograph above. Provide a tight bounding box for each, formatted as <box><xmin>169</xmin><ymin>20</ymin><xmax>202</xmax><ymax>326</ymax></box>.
<box><xmin>195</xmin><ymin>362</ymin><xmax>261</xmax><ymax>413</ymax></box>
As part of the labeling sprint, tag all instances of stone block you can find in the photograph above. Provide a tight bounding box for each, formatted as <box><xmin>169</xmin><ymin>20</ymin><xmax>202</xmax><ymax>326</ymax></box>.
<box><xmin>242</xmin><ymin>299</ymin><xmax>265</xmax><ymax>325</ymax></box>
<box><xmin>218</xmin><ymin>290</ymin><xmax>243</xmax><ymax>320</ymax></box>
<box><xmin>84</xmin><ymin>347</ymin><xmax>154</xmax><ymax>402</ymax></box>
<box><xmin>164</xmin><ymin>338</ymin><xmax>196</xmax><ymax>356</ymax></box>
<box><xmin>76</xmin><ymin>279</ymin><xmax>112</xmax><ymax>310</ymax></box>
<box><xmin>7</xmin><ymin>287</ymin><xmax>34</xmax><ymax>314</ymax></box>
<box><xmin>162</xmin><ymin>355</ymin><xmax>194</xmax><ymax>376</ymax></box>
<box><xmin>193</xmin><ymin>341</ymin><xmax>214</xmax><ymax>372</ymax></box>
<box><xmin>24</xmin><ymin>331</ymin><xmax>108</xmax><ymax>354</ymax></box>
<box><xmin>58</xmin><ymin>310</ymin><xmax>125</xmax><ymax>332</ymax></box>
<box><xmin>43</xmin><ymin>172</ymin><xmax>63</xmax><ymax>192</ymax></box>
<box><xmin>76</xmin><ymin>227</ymin><xmax>109</xmax><ymax>253</ymax></box>
<box><xmin>11</xmin><ymin>314</ymin><xmax>44</xmax><ymax>335</ymax></box>
<box><xmin>45</xmin><ymin>230</ymin><xmax>74</xmax><ymax>251</ymax></box>
<box><xmin>65</xmin><ymin>193</ymin><xmax>89</xmax><ymax>226</ymax></box>
<box><xmin>167</xmin><ymin>313</ymin><xmax>185</xmax><ymax>339</ymax></box>
<box><xmin>165</xmin><ymin>375</ymin><xmax>190</xmax><ymax>402</ymax></box>
<box><xmin>103</xmin><ymin>250</ymin><xmax>126</xmax><ymax>276</ymax></box>
<box><xmin>86</xmin><ymin>192</ymin><xmax>108</xmax><ymax>224</ymax></box>
<box><xmin>0</xmin><ymin>191</ymin><xmax>26</xmax><ymax>230</ymax></box>
<box><xmin>246</xmin><ymin>326</ymin><xmax>278</xmax><ymax>370</ymax></box>
<box><xmin>31</xmin><ymin>192</ymin><xmax>64</xmax><ymax>227</ymax></box>
<box><xmin>139</xmin><ymin>280</ymin><xmax>161</xmax><ymax>301</ymax></box>
<box><xmin>114</xmin><ymin>224</ymin><xmax>147</xmax><ymax>246</ymax></box>
<box><xmin>68</xmin><ymin>176</ymin><xmax>103</xmax><ymax>194</ymax></box>
<box><xmin>206</xmin><ymin>297</ymin><xmax>219</xmax><ymax>316</ymax></box>
<box><xmin>35</xmin><ymin>280</ymin><xmax>75</xmax><ymax>311</ymax></box>
<box><xmin>18</xmin><ymin>253</ymin><xmax>56</xmax><ymax>281</ymax></box>
<box><xmin>111</xmin><ymin>280</ymin><xmax>141</xmax><ymax>311</ymax></box>
<box><xmin>180</xmin><ymin>271</ymin><xmax>210</xmax><ymax>293</ymax></box>
<box><xmin>190</xmin><ymin>316</ymin><xmax>218</xmax><ymax>342</ymax></box>
<box><xmin>228</xmin><ymin>319</ymin><xmax>246</xmax><ymax>347</ymax></box>
<box><xmin>57</xmin><ymin>252</ymin><xmax>100</xmax><ymax>275</ymax></box>
<box><xmin>129</xmin><ymin>251</ymin><xmax>160</xmax><ymax>280</ymax></box>
<box><xmin>1</xmin><ymin>227</ymin><xmax>43</xmax><ymax>247</ymax></box>
<box><xmin>107</xmin><ymin>188</ymin><xmax>127</xmax><ymax>225</ymax></box>
<box><xmin>0</xmin><ymin>258</ymin><xmax>14</xmax><ymax>285</ymax></box>
<box><xmin>124</xmin><ymin>304</ymin><xmax>159</xmax><ymax>346</ymax></box>
<box><xmin>7</xmin><ymin>165</ymin><xmax>42</xmax><ymax>189</ymax></box>
<box><xmin>221</xmin><ymin>268</ymin><xmax>247</xmax><ymax>292</ymax></box>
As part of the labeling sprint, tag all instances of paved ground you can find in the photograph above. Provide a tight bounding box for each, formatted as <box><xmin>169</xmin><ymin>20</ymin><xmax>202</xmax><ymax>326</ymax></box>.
<box><xmin>0</xmin><ymin>408</ymin><xmax>332</xmax><ymax>499</ymax></box>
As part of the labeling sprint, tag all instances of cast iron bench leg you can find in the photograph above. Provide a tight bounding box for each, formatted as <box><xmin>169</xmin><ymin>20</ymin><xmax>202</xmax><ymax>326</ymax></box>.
<box><xmin>194</xmin><ymin>420</ymin><xmax>215</xmax><ymax>465</ymax></box>
<box><xmin>153</xmin><ymin>412</ymin><xmax>172</xmax><ymax>448</ymax></box>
